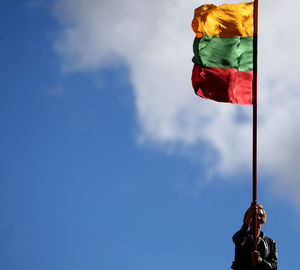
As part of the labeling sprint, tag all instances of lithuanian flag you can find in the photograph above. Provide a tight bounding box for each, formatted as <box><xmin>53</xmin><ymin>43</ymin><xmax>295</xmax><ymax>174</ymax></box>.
<box><xmin>191</xmin><ymin>2</ymin><xmax>255</xmax><ymax>105</ymax></box>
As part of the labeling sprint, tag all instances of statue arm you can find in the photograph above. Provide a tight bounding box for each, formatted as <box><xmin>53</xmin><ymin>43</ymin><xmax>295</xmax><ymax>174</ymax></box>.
<box><xmin>232</xmin><ymin>224</ymin><xmax>249</xmax><ymax>245</ymax></box>
<box><xmin>259</xmin><ymin>241</ymin><xmax>278</xmax><ymax>270</ymax></box>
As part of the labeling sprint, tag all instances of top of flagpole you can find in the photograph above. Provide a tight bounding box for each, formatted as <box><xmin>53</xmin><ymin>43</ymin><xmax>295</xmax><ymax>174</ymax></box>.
<box><xmin>254</xmin><ymin>0</ymin><xmax>259</xmax><ymax>36</ymax></box>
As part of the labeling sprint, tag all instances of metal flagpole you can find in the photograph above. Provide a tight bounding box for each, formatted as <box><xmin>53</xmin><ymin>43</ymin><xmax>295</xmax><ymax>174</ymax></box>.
<box><xmin>252</xmin><ymin>0</ymin><xmax>259</xmax><ymax>260</ymax></box>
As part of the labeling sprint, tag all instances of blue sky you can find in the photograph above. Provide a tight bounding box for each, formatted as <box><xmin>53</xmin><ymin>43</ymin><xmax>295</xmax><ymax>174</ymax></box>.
<box><xmin>1</xmin><ymin>1</ymin><xmax>300</xmax><ymax>269</ymax></box>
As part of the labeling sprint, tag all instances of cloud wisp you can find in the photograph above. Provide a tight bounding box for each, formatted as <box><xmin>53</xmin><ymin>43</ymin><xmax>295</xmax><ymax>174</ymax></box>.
<box><xmin>52</xmin><ymin>0</ymin><xmax>300</xmax><ymax>203</ymax></box>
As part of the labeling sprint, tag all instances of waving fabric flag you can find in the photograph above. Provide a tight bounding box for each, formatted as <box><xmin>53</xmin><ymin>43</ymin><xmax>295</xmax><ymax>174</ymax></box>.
<box><xmin>191</xmin><ymin>2</ymin><xmax>254</xmax><ymax>105</ymax></box>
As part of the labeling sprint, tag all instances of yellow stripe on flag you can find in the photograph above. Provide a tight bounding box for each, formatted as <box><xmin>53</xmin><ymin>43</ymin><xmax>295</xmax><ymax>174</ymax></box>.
<box><xmin>192</xmin><ymin>2</ymin><xmax>254</xmax><ymax>38</ymax></box>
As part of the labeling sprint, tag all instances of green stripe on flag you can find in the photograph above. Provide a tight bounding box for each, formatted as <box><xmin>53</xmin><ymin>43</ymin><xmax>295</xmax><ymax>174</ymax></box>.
<box><xmin>193</xmin><ymin>35</ymin><xmax>253</xmax><ymax>71</ymax></box>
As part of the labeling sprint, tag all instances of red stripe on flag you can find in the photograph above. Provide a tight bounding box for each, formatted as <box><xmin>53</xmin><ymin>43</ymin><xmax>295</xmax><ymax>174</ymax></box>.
<box><xmin>192</xmin><ymin>64</ymin><xmax>253</xmax><ymax>105</ymax></box>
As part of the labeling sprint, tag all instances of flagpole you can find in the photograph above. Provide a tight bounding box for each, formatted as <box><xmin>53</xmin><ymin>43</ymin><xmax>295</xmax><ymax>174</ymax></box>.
<box><xmin>252</xmin><ymin>0</ymin><xmax>259</xmax><ymax>259</ymax></box>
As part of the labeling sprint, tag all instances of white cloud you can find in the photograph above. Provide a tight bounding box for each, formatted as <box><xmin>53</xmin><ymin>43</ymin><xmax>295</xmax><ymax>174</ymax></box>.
<box><xmin>52</xmin><ymin>0</ymin><xmax>300</xmax><ymax>202</ymax></box>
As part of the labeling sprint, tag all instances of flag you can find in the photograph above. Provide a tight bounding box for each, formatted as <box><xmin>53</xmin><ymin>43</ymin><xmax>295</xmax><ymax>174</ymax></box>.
<box><xmin>191</xmin><ymin>2</ymin><xmax>255</xmax><ymax>105</ymax></box>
